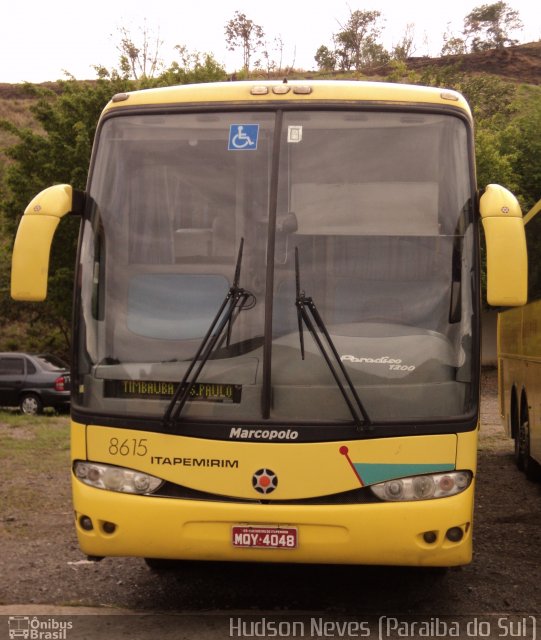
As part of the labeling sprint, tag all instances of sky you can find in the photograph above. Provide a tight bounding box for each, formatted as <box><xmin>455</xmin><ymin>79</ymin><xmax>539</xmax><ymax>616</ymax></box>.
<box><xmin>1</xmin><ymin>0</ymin><xmax>540</xmax><ymax>84</ymax></box>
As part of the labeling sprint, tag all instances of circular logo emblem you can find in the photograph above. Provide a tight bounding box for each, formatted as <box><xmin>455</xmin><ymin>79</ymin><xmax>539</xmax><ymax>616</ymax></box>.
<box><xmin>252</xmin><ymin>468</ymin><xmax>278</xmax><ymax>494</ymax></box>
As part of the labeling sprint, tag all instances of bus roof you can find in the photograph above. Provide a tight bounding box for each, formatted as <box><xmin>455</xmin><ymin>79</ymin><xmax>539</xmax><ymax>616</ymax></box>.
<box><xmin>102</xmin><ymin>80</ymin><xmax>472</xmax><ymax>119</ymax></box>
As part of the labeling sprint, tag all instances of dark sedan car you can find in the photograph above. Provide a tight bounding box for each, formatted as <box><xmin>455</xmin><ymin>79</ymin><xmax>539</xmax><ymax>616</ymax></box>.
<box><xmin>0</xmin><ymin>352</ymin><xmax>71</xmax><ymax>415</ymax></box>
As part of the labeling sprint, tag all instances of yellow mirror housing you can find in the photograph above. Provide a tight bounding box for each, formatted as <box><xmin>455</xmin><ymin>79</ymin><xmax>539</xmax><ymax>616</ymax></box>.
<box><xmin>480</xmin><ymin>184</ymin><xmax>527</xmax><ymax>307</ymax></box>
<box><xmin>11</xmin><ymin>184</ymin><xmax>75</xmax><ymax>301</ymax></box>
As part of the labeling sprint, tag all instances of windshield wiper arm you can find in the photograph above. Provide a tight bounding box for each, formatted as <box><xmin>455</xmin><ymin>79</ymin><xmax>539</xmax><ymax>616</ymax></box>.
<box><xmin>294</xmin><ymin>247</ymin><xmax>372</xmax><ymax>432</ymax></box>
<box><xmin>163</xmin><ymin>238</ymin><xmax>254</xmax><ymax>431</ymax></box>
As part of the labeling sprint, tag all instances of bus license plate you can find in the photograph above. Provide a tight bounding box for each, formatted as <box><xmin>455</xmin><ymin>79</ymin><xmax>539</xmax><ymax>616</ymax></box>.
<box><xmin>232</xmin><ymin>526</ymin><xmax>297</xmax><ymax>549</ymax></box>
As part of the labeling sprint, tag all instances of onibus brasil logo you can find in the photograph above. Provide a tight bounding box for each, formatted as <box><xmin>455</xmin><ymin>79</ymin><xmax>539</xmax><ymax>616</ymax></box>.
<box><xmin>8</xmin><ymin>616</ymin><xmax>73</xmax><ymax>639</ymax></box>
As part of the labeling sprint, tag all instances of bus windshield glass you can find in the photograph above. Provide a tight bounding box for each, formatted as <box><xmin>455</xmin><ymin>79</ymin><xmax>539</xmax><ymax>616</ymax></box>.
<box><xmin>76</xmin><ymin>109</ymin><xmax>476</xmax><ymax>428</ymax></box>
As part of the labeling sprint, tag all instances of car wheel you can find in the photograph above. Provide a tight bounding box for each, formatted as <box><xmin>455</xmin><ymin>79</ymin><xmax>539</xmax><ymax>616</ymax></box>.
<box><xmin>19</xmin><ymin>393</ymin><xmax>43</xmax><ymax>416</ymax></box>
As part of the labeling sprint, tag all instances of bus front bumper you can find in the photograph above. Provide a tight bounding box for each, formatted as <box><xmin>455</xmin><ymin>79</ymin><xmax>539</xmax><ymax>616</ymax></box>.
<box><xmin>72</xmin><ymin>478</ymin><xmax>474</xmax><ymax>567</ymax></box>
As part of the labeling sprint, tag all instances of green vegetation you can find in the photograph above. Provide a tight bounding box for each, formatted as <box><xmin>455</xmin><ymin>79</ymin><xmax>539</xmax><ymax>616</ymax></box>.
<box><xmin>0</xmin><ymin>412</ymin><xmax>69</xmax><ymax>449</ymax></box>
<box><xmin>0</xmin><ymin>413</ymin><xmax>70</xmax><ymax>534</ymax></box>
<box><xmin>0</xmin><ymin>2</ymin><xmax>540</xmax><ymax>357</ymax></box>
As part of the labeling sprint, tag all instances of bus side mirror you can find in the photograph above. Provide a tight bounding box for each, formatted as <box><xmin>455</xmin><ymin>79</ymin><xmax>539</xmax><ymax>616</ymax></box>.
<box><xmin>11</xmin><ymin>184</ymin><xmax>83</xmax><ymax>301</ymax></box>
<box><xmin>480</xmin><ymin>184</ymin><xmax>527</xmax><ymax>307</ymax></box>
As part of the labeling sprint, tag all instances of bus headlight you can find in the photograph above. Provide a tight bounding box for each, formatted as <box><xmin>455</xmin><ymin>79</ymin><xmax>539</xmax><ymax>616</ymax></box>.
<box><xmin>370</xmin><ymin>471</ymin><xmax>472</xmax><ymax>502</ymax></box>
<box><xmin>74</xmin><ymin>461</ymin><xmax>163</xmax><ymax>495</ymax></box>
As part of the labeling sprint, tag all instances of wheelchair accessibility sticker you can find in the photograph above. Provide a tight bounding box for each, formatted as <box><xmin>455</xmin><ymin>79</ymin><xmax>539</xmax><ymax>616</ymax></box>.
<box><xmin>228</xmin><ymin>124</ymin><xmax>259</xmax><ymax>150</ymax></box>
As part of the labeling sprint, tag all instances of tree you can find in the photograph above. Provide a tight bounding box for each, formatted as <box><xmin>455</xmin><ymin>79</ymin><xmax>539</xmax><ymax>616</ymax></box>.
<box><xmin>225</xmin><ymin>11</ymin><xmax>265</xmax><ymax>73</ymax></box>
<box><xmin>361</xmin><ymin>39</ymin><xmax>391</xmax><ymax>67</ymax></box>
<box><xmin>392</xmin><ymin>24</ymin><xmax>416</xmax><ymax>61</ymax></box>
<box><xmin>315</xmin><ymin>9</ymin><xmax>388</xmax><ymax>72</ymax></box>
<box><xmin>510</xmin><ymin>99</ymin><xmax>541</xmax><ymax>211</ymax></box>
<box><xmin>441</xmin><ymin>36</ymin><xmax>468</xmax><ymax>56</ymax></box>
<box><xmin>258</xmin><ymin>36</ymin><xmax>287</xmax><ymax>78</ymax></box>
<box><xmin>511</xmin><ymin>100</ymin><xmax>541</xmax><ymax>299</ymax></box>
<box><xmin>463</xmin><ymin>1</ymin><xmax>523</xmax><ymax>51</ymax></box>
<box><xmin>116</xmin><ymin>21</ymin><xmax>164</xmax><ymax>80</ymax></box>
<box><xmin>314</xmin><ymin>45</ymin><xmax>337</xmax><ymax>72</ymax></box>
<box><xmin>332</xmin><ymin>9</ymin><xmax>388</xmax><ymax>71</ymax></box>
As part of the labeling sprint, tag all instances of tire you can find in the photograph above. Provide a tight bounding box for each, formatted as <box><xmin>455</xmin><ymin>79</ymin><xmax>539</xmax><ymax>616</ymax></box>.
<box><xmin>511</xmin><ymin>394</ymin><xmax>524</xmax><ymax>471</ymax></box>
<box><xmin>144</xmin><ymin>558</ymin><xmax>180</xmax><ymax>572</ymax></box>
<box><xmin>19</xmin><ymin>393</ymin><xmax>43</xmax><ymax>416</ymax></box>
<box><xmin>515</xmin><ymin>417</ymin><xmax>526</xmax><ymax>471</ymax></box>
<box><xmin>522</xmin><ymin>420</ymin><xmax>541</xmax><ymax>482</ymax></box>
<box><xmin>514</xmin><ymin>434</ymin><xmax>524</xmax><ymax>470</ymax></box>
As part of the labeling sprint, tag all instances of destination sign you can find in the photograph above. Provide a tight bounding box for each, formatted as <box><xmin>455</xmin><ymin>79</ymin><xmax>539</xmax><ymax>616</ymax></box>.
<box><xmin>103</xmin><ymin>380</ymin><xmax>242</xmax><ymax>403</ymax></box>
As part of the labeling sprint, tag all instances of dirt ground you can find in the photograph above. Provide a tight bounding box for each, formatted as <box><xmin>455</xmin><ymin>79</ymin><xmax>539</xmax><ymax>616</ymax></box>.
<box><xmin>0</xmin><ymin>367</ymin><xmax>540</xmax><ymax>618</ymax></box>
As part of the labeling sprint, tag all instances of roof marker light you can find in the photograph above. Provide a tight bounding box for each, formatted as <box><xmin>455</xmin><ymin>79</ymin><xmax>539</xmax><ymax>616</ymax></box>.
<box><xmin>440</xmin><ymin>91</ymin><xmax>459</xmax><ymax>101</ymax></box>
<box><xmin>272</xmin><ymin>85</ymin><xmax>291</xmax><ymax>94</ymax></box>
<box><xmin>293</xmin><ymin>86</ymin><xmax>312</xmax><ymax>95</ymax></box>
<box><xmin>111</xmin><ymin>93</ymin><xmax>130</xmax><ymax>103</ymax></box>
<box><xmin>251</xmin><ymin>86</ymin><xmax>269</xmax><ymax>95</ymax></box>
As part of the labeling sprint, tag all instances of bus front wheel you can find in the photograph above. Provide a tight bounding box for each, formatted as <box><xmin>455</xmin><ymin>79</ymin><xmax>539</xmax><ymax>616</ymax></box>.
<box><xmin>144</xmin><ymin>558</ymin><xmax>181</xmax><ymax>572</ymax></box>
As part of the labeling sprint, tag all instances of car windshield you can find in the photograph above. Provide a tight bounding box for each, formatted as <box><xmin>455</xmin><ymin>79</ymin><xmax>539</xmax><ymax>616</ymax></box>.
<box><xmin>76</xmin><ymin>109</ymin><xmax>476</xmax><ymax>429</ymax></box>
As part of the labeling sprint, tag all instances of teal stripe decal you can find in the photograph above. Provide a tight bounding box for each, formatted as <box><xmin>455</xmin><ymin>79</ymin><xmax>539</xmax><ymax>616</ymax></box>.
<box><xmin>353</xmin><ymin>463</ymin><xmax>455</xmax><ymax>486</ymax></box>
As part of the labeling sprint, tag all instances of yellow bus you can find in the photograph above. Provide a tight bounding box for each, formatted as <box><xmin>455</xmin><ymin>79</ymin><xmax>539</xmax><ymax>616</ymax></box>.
<box><xmin>11</xmin><ymin>80</ymin><xmax>527</xmax><ymax>567</ymax></box>
<box><xmin>498</xmin><ymin>199</ymin><xmax>541</xmax><ymax>482</ymax></box>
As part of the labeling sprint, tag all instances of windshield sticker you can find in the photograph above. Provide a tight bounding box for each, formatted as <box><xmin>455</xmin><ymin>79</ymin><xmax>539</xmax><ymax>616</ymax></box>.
<box><xmin>228</xmin><ymin>124</ymin><xmax>259</xmax><ymax>150</ymax></box>
<box><xmin>341</xmin><ymin>355</ymin><xmax>416</xmax><ymax>371</ymax></box>
<box><xmin>103</xmin><ymin>380</ymin><xmax>242</xmax><ymax>403</ymax></box>
<box><xmin>287</xmin><ymin>125</ymin><xmax>303</xmax><ymax>143</ymax></box>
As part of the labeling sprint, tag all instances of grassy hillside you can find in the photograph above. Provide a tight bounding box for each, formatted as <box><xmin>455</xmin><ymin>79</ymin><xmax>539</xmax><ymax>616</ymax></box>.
<box><xmin>1</xmin><ymin>41</ymin><xmax>538</xmax><ymax>154</ymax></box>
<box><xmin>367</xmin><ymin>41</ymin><xmax>541</xmax><ymax>85</ymax></box>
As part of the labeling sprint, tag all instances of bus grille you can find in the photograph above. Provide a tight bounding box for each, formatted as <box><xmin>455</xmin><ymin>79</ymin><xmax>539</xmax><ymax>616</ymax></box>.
<box><xmin>154</xmin><ymin>482</ymin><xmax>381</xmax><ymax>505</ymax></box>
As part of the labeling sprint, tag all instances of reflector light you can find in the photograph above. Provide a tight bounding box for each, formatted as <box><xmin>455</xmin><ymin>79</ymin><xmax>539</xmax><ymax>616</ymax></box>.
<box><xmin>102</xmin><ymin>521</ymin><xmax>116</xmax><ymax>534</ymax></box>
<box><xmin>446</xmin><ymin>527</ymin><xmax>464</xmax><ymax>542</ymax></box>
<box><xmin>423</xmin><ymin>531</ymin><xmax>437</xmax><ymax>544</ymax></box>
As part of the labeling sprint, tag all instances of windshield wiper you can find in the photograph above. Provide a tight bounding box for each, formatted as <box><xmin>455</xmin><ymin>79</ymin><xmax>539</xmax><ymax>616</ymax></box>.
<box><xmin>163</xmin><ymin>238</ymin><xmax>255</xmax><ymax>431</ymax></box>
<box><xmin>294</xmin><ymin>247</ymin><xmax>372</xmax><ymax>432</ymax></box>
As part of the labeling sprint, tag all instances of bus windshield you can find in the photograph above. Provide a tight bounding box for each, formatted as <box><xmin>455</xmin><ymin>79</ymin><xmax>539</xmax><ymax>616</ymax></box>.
<box><xmin>76</xmin><ymin>109</ymin><xmax>476</xmax><ymax>428</ymax></box>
